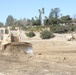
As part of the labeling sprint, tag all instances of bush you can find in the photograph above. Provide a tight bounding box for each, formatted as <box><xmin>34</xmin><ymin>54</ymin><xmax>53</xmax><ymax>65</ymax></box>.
<box><xmin>50</xmin><ymin>25</ymin><xmax>68</xmax><ymax>33</ymax></box>
<box><xmin>27</xmin><ymin>26</ymin><xmax>45</xmax><ymax>31</ymax></box>
<box><xmin>67</xmin><ymin>24</ymin><xmax>76</xmax><ymax>32</ymax></box>
<box><xmin>26</xmin><ymin>31</ymin><xmax>36</xmax><ymax>38</ymax></box>
<box><xmin>40</xmin><ymin>30</ymin><xmax>54</xmax><ymax>39</ymax></box>
<box><xmin>55</xmin><ymin>25</ymin><xmax>68</xmax><ymax>33</ymax></box>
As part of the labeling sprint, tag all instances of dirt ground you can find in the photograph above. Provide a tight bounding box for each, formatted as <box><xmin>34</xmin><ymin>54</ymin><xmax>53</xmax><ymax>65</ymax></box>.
<box><xmin>0</xmin><ymin>32</ymin><xmax>76</xmax><ymax>75</ymax></box>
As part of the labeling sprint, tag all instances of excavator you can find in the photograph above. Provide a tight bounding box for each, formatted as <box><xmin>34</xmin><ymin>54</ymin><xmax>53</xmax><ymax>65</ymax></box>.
<box><xmin>0</xmin><ymin>26</ymin><xmax>33</xmax><ymax>54</ymax></box>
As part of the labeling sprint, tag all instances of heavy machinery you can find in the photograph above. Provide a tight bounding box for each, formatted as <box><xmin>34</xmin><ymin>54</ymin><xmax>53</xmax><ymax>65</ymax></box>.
<box><xmin>0</xmin><ymin>26</ymin><xmax>33</xmax><ymax>54</ymax></box>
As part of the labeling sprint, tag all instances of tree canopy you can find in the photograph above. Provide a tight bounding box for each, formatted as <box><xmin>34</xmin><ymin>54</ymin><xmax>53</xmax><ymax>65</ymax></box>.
<box><xmin>0</xmin><ymin>7</ymin><xmax>75</xmax><ymax>28</ymax></box>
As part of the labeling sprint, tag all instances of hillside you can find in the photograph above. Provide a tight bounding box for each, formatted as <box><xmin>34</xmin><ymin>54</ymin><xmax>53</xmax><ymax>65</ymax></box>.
<box><xmin>0</xmin><ymin>31</ymin><xmax>76</xmax><ymax>75</ymax></box>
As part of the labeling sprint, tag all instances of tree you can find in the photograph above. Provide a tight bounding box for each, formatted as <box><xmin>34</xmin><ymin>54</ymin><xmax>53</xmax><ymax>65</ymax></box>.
<box><xmin>31</xmin><ymin>18</ymin><xmax>41</xmax><ymax>26</ymax></box>
<box><xmin>54</xmin><ymin>8</ymin><xmax>60</xmax><ymax>19</ymax></box>
<box><xmin>42</xmin><ymin>8</ymin><xmax>45</xmax><ymax>25</ymax></box>
<box><xmin>61</xmin><ymin>15</ymin><xmax>72</xmax><ymax>24</ymax></box>
<box><xmin>15</xmin><ymin>20</ymin><xmax>23</xmax><ymax>26</ymax></box>
<box><xmin>0</xmin><ymin>22</ymin><xmax>4</xmax><ymax>27</ymax></box>
<box><xmin>48</xmin><ymin>8</ymin><xmax>60</xmax><ymax>25</ymax></box>
<box><xmin>38</xmin><ymin>9</ymin><xmax>42</xmax><ymax>25</ymax></box>
<box><xmin>38</xmin><ymin>8</ymin><xmax>45</xmax><ymax>25</ymax></box>
<box><xmin>5</xmin><ymin>15</ymin><xmax>15</xmax><ymax>26</ymax></box>
<box><xmin>49</xmin><ymin>8</ymin><xmax>54</xmax><ymax>18</ymax></box>
<box><xmin>49</xmin><ymin>8</ymin><xmax>60</xmax><ymax>19</ymax></box>
<box><xmin>72</xmin><ymin>14</ymin><xmax>76</xmax><ymax>23</ymax></box>
<box><xmin>42</xmin><ymin>8</ymin><xmax>45</xmax><ymax>14</ymax></box>
<box><xmin>44</xmin><ymin>16</ymin><xmax>48</xmax><ymax>25</ymax></box>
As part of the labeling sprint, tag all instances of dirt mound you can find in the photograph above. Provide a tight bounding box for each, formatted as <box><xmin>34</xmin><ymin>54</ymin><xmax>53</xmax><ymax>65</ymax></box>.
<box><xmin>11</xmin><ymin>35</ymin><xmax>19</xmax><ymax>42</ymax></box>
<box><xmin>2</xmin><ymin>45</ymin><xmax>27</xmax><ymax>57</ymax></box>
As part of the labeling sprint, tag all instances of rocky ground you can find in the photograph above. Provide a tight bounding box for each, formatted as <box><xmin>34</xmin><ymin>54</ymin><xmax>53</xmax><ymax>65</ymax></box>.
<box><xmin>0</xmin><ymin>31</ymin><xmax>76</xmax><ymax>75</ymax></box>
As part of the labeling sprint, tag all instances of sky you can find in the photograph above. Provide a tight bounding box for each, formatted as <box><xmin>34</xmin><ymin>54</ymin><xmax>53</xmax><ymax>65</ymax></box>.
<box><xmin>0</xmin><ymin>0</ymin><xmax>76</xmax><ymax>24</ymax></box>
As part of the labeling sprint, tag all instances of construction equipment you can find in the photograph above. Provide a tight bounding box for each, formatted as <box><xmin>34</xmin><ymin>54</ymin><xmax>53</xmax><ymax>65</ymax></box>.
<box><xmin>0</xmin><ymin>26</ymin><xmax>33</xmax><ymax>54</ymax></box>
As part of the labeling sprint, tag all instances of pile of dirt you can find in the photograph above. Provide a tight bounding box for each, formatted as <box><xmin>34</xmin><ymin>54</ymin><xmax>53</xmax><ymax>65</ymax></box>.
<box><xmin>2</xmin><ymin>45</ymin><xmax>27</xmax><ymax>57</ymax></box>
<box><xmin>11</xmin><ymin>35</ymin><xmax>19</xmax><ymax>42</ymax></box>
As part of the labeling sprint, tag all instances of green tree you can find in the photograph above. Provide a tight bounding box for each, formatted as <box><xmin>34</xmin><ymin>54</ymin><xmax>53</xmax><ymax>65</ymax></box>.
<box><xmin>54</xmin><ymin>8</ymin><xmax>60</xmax><ymax>19</ymax></box>
<box><xmin>44</xmin><ymin>16</ymin><xmax>49</xmax><ymax>25</ymax></box>
<box><xmin>49</xmin><ymin>8</ymin><xmax>54</xmax><ymax>18</ymax></box>
<box><xmin>48</xmin><ymin>8</ymin><xmax>60</xmax><ymax>25</ymax></box>
<box><xmin>38</xmin><ymin>9</ymin><xmax>42</xmax><ymax>25</ymax></box>
<box><xmin>60</xmin><ymin>15</ymin><xmax>72</xmax><ymax>24</ymax></box>
<box><xmin>0</xmin><ymin>22</ymin><xmax>4</xmax><ymax>27</ymax></box>
<box><xmin>5</xmin><ymin>15</ymin><xmax>15</xmax><ymax>26</ymax></box>
<box><xmin>49</xmin><ymin>8</ymin><xmax>60</xmax><ymax>19</ymax></box>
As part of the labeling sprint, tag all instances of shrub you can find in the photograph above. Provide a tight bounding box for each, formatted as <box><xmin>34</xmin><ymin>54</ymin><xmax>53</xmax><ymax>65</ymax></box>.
<box><xmin>26</xmin><ymin>31</ymin><xmax>36</xmax><ymax>38</ymax></box>
<box><xmin>67</xmin><ymin>24</ymin><xmax>76</xmax><ymax>32</ymax></box>
<box><xmin>50</xmin><ymin>25</ymin><xmax>68</xmax><ymax>33</ymax></box>
<box><xmin>27</xmin><ymin>26</ymin><xmax>45</xmax><ymax>31</ymax></box>
<box><xmin>40</xmin><ymin>30</ymin><xmax>54</xmax><ymax>39</ymax></box>
<box><xmin>55</xmin><ymin>25</ymin><xmax>68</xmax><ymax>33</ymax></box>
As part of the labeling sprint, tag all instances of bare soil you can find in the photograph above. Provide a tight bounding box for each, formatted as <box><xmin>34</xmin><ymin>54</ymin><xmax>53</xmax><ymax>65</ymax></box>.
<box><xmin>0</xmin><ymin>32</ymin><xmax>76</xmax><ymax>75</ymax></box>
